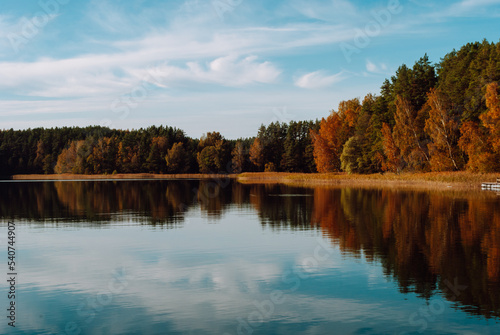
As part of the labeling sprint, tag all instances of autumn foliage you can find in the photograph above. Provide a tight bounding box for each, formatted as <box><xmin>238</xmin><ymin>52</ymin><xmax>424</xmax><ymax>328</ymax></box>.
<box><xmin>459</xmin><ymin>83</ymin><xmax>500</xmax><ymax>172</ymax></box>
<box><xmin>311</xmin><ymin>99</ymin><xmax>360</xmax><ymax>172</ymax></box>
<box><xmin>424</xmin><ymin>89</ymin><xmax>460</xmax><ymax>171</ymax></box>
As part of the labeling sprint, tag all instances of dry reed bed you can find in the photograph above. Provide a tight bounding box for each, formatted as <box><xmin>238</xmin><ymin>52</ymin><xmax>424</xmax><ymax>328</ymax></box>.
<box><xmin>9</xmin><ymin>172</ymin><xmax>500</xmax><ymax>192</ymax></box>
<box><xmin>236</xmin><ymin>172</ymin><xmax>500</xmax><ymax>191</ymax></box>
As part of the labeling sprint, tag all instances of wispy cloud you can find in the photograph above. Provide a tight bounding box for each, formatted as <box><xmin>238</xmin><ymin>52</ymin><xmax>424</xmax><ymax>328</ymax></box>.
<box><xmin>294</xmin><ymin>70</ymin><xmax>347</xmax><ymax>89</ymax></box>
<box><xmin>0</xmin><ymin>53</ymin><xmax>280</xmax><ymax>98</ymax></box>
<box><xmin>289</xmin><ymin>0</ymin><xmax>358</xmax><ymax>22</ymax></box>
<box><xmin>365</xmin><ymin>60</ymin><xmax>388</xmax><ymax>74</ymax></box>
<box><xmin>426</xmin><ymin>0</ymin><xmax>500</xmax><ymax>18</ymax></box>
<box><xmin>142</xmin><ymin>55</ymin><xmax>281</xmax><ymax>87</ymax></box>
<box><xmin>457</xmin><ymin>0</ymin><xmax>500</xmax><ymax>9</ymax></box>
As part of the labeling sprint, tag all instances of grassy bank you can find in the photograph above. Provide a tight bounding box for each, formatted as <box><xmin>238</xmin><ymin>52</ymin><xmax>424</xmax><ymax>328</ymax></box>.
<box><xmin>237</xmin><ymin>172</ymin><xmax>500</xmax><ymax>189</ymax></box>
<box><xmin>9</xmin><ymin>172</ymin><xmax>500</xmax><ymax>190</ymax></box>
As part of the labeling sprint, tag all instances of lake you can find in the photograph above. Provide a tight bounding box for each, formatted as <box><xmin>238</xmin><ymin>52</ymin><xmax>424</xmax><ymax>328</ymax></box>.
<box><xmin>0</xmin><ymin>179</ymin><xmax>499</xmax><ymax>334</ymax></box>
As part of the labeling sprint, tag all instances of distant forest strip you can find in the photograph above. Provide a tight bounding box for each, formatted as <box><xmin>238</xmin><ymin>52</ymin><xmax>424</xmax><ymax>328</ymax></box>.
<box><xmin>1</xmin><ymin>39</ymin><xmax>500</xmax><ymax>177</ymax></box>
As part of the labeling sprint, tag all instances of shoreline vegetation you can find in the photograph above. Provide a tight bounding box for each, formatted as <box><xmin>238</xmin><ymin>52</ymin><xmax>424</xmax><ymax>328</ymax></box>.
<box><xmin>10</xmin><ymin>172</ymin><xmax>500</xmax><ymax>190</ymax></box>
<box><xmin>10</xmin><ymin>173</ymin><xmax>237</xmax><ymax>180</ymax></box>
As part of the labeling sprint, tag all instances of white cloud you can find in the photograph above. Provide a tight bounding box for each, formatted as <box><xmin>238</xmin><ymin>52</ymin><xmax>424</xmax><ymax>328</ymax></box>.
<box><xmin>365</xmin><ymin>60</ymin><xmax>388</xmax><ymax>74</ymax></box>
<box><xmin>458</xmin><ymin>0</ymin><xmax>500</xmax><ymax>9</ymax></box>
<box><xmin>0</xmin><ymin>18</ymin><xmax>359</xmax><ymax>99</ymax></box>
<box><xmin>428</xmin><ymin>0</ymin><xmax>500</xmax><ymax>18</ymax></box>
<box><xmin>152</xmin><ymin>55</ymin><xmax>281</xmax><ymax>87</ymax></box>
<box><xmin>289</xmin><ymin>0</ymin><xmax>358</xmax><ymax>22</ymax></box>
<box><xmin>0</xmin><ymin>53</ymin><xmax>280</xmax><ymax>99</ymax></box>
<box><xmin>294</xmin><ymin>70</ymin><xmax>347</xmax><ymax>89</ymax></box>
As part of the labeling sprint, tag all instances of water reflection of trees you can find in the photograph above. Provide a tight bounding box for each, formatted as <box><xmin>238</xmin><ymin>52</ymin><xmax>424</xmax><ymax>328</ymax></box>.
<box><xmin>1</xmin><ymin>180</ymin><xmax>499</xmax><ymax>318</ymax></box>
<box><xmin>247</xmin><ymin>184</ymin><xmax>315</xmax><ymax>231</ymax></box>
<box><xmin>311</xmin><ymin>187</ymin><xmax>500</xmax><ymax>319</ymax></box>
<box><xmin>0</xmin><ymin>180</ymin><xmax>197</xmax><ymax>226</ymax></box>
<box><xmin>0</xmin><ymin>181</ymin><xmax>315</xmax><ymax>229</ymax></box>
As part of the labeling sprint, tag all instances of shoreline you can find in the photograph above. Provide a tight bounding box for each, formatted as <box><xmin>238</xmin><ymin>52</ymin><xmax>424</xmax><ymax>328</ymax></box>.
<box><xmin>8</xmin><ymin>172</ymin><xmax>500</xmax><ymax>190</ymax></box>
<box><xmin>10</xmin><ymin>173</ymin><xmax>237</xmax><ymax>180</ymax></box>
<box><xmin>237</xmin><ymin>172</ymin><xmax>500</xmax><ymax>190</ymax></box>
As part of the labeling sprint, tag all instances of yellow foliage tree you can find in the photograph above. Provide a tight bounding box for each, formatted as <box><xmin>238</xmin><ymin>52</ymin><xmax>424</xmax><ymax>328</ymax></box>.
<box><xmin>393</xmin><ymin>96</ymin><xmax>429</xmax><ymax>170</ymax></box>
<box><xmin>459</xmin><ymin>82</ymin><xmax>500</xmax><ymax>172</ymax></box>
<box><xmin>424</xmin><ymin>88</ymin><xmax>460</xmax><ymax>171</ymax></box>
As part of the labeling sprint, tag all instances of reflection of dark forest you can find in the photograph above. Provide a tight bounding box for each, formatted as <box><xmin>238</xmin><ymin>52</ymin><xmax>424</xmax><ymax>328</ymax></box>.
<box><xmin>1</xmin><ymin>180</ymin><xmax>499</xmax><ymax>319</ymax></box>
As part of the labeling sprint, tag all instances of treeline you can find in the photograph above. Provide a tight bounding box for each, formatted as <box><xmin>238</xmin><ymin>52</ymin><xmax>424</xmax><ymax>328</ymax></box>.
<box><xmin>0</xmin><ymin>121</ymin><xmax>319</xmax><ymax>176</ymax></box>
<box><xmin>1</xmin><ymin>39</ymin><xmax>499</xmax><ymax>176</ymax></box>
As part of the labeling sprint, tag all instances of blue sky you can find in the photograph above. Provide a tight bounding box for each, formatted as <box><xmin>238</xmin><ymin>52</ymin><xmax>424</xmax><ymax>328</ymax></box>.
<box><xmin>0</xmin><ymin>0</ymin><xmax>499</xmax><ymax>139</ymax></box>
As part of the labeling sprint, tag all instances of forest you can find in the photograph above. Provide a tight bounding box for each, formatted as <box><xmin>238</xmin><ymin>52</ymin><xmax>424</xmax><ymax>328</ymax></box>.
<box><xmin>1</xmin><ymin>39</ymin><xmax>499</xmax><ymax>176</ymax></box>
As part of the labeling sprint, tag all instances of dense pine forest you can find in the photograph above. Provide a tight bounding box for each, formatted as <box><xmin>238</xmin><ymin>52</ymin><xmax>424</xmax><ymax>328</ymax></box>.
<box><xmin>1</xmin><ymin>40</ymin><xmax>500</xmax><ymax>177</ymax></box>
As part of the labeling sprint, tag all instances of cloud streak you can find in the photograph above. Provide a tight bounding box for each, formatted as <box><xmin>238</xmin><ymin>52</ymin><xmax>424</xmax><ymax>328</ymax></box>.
<box><xmin>294</xmin><ymin>70</ymin><xmax>347</xmax><ymax>89</ymax></box>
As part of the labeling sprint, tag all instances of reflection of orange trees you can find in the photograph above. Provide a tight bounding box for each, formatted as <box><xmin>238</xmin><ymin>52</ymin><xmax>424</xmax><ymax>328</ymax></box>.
<box><xmin>311</xmin><ymin>188</ymin><xmax>352</xmax><ymax>251</ymax></box>
<box><xmin>231</xmin><ymin>181</ymin><xmax>248</xmax><ymax>207</ymax></box>
<box><xmin>311</xmin><ymin>187</ymin><xmax>500</xmax><ymax>317</ymax></box>
<box><xmin>482</xmin><ymin>216</ymin><xmax>500</xmax><ymax>282</ymax></box>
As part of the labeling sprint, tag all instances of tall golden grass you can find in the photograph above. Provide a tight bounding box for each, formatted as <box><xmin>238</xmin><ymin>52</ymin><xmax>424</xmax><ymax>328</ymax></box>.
<box><xmin>10</xmin><ymin>171</ymin><xmax>500</xmax><ymax>190</ymax></box>
<box><xmin>237</xmin><ymin>171</ymin><xmax>500</xmax><ymax>189</ymax></box>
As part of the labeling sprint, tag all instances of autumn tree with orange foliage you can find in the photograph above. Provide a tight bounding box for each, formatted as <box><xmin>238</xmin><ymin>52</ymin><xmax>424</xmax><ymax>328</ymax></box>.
<box><xmin>424</xmin><ymin>88</ymin><xmax>461</xmax><ymax>171</ymax></box>
<box><xmin>311</xmin><ymin>99</ymin><xmax>360</xmax><ymax>172</ymax></box>
<box><xmin>458</xmin><ymin>121</ymin><xmax>492</xmax><ymax>172</ymax></box>
<box><xmin>459</xmin><ymin>82</ymin><xmax>500</xmax><ymax>172</ymax></box>
<box><xmin>249</xmin><ymin>138</ymin><xmax>264</xmax><ymax>170</ymax></box>
<box><xmin>380</xmin><ymin>123</ymin><xmax>403</xmax><ymax>173</ymax></box>
<box><xmin>393</xmin><ymin>96</ymin><xmax>429</xmax><ymax>171</ymax></box>
<box><xmin>311</xmin><ymin>113</ymin><xmax>342</xmax><ymax>172</ymax></box>
<box><xmin>89</xmin><ymin>137</ymin><xmax>119</xmax><ymax>174</ymax></box>
<box><xmin>481</xmin><ymin>82</ymin><xmax>500</xmax><ymax>153</ymax></box>
<box><xmin>54</xmin><ymin>140</ymin><xmax>85</xmax><ymax>174</ymax></box>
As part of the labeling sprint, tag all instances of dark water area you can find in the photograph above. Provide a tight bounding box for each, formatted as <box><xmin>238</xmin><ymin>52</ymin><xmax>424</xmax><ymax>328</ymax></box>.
<box><xmin>0</xmin><ymin>179</ymin><xmax>499</xmax><ymax>334</ymax></box>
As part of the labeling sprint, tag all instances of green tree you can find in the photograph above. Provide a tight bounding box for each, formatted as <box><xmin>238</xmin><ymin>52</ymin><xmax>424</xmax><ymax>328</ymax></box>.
<box><xmin>340</xmin><ymin>136</ymin><xmax>362</xmax><ymax>174</ymax></box>
<box><xmin>197</xmin><ymin>132</ymin><xmax>229</xmax><ymax>173</ymax></box>
<box><xmin>282</xmin><ymin>121</ymin><xmax>317</xmax><ymax>172</ymax></box>
<box><xmin>197</xmin><ymin>146</ymin><xmax>219</xmax><ymax>173</ymax></box>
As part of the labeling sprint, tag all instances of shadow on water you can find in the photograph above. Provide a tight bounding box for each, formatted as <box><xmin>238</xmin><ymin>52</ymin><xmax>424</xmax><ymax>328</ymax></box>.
<box><xmin>0</xmin><ymin>179</ymin><xmax>499</xmax><ymax>319</ymax></box>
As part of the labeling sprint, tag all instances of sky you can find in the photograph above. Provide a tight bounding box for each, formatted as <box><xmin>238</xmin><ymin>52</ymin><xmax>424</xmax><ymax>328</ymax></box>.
<box><xmin>0</xmin><ymin>0</ymin><xmax>499</xmax><ymax>139</ymax></box>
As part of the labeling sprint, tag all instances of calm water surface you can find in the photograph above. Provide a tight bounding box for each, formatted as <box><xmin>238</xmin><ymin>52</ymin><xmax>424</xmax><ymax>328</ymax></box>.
<box><xmin>0</xmin><ymin>179</ymin><xmax>499</xmax><ymax>334</ymax></box>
